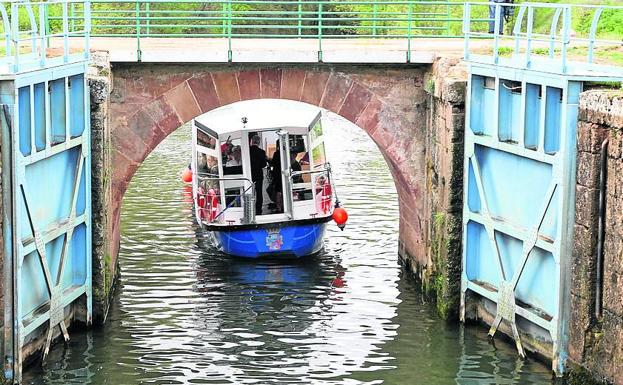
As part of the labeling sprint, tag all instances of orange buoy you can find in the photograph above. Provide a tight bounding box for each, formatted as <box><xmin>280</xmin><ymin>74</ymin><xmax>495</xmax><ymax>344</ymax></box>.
<box><xmin>181</xmin><ymin>168</ymin><xmax>193</xmax><ymax>183</ymax></box>
<box><xmin>332</xmin><ymin>207</ymin><xmax>348</xmax><ymax>231</ymax></box>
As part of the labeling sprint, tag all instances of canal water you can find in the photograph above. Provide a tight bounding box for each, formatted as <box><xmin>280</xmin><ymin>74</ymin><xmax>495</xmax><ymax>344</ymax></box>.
<box><xmin>24</xmin><ymin>110</ymin><xmax>553</xmax><ymax>384</ymax></box>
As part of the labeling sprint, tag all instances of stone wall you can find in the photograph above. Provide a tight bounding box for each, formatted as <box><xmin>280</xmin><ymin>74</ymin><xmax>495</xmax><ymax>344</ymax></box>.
<box><xmin>399</xmin><ymin>58</ymin><xmax>466</xmax><ymax>319</ymax></box>
<box><xmin>569</xmin><ymin>89</ymin><xmax>623</xmax><ymax>385</ymax></box>
<box><xmin>88</xmin><ymin>52</ymin><xmax>115</xmax><ymax>324</ymax></box>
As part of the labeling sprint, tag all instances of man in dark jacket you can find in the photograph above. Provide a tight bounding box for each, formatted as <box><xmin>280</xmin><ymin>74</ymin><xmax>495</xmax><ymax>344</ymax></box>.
<box><xmin>249</xmin><ymin>135</ymin><xmax>268</xmax><ymax>215</ymax></box>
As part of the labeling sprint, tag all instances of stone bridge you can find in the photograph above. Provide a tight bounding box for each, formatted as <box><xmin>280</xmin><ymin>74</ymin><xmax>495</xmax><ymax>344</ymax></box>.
<box><xmin>90</xmin><ymin>56</ymin><xmax>468</xmax><ymax>323</ymax></box>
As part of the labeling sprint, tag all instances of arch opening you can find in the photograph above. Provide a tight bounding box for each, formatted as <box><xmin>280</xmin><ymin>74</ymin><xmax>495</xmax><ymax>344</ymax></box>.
<box><xmin>108</xmin><ymin>65</ymin><xmax>429</xmax><ymax>274</ymax></box>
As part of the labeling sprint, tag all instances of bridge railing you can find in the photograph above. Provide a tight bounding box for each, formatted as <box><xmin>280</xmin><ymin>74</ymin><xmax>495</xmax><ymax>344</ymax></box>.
<box><xmin>67</xmin><ymin>0</ymin><xmax>492</xmax><ymax>61</ymax></box>
<box><xmin>0</xmin><ymin>0</ymin><xmax>90</xmax><ymax>74</ymax></box>
<box><xmin>464</xmin><ymin>2</ymin><xmax>623</xmax><ymax>77</ymax></box>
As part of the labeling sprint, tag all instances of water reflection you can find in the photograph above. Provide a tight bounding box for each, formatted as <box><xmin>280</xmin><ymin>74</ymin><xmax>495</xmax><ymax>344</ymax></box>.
<box><xmin>23</xmin><ymin>108</ymin><xmax>552</xmax><ymax>385</ymax></box>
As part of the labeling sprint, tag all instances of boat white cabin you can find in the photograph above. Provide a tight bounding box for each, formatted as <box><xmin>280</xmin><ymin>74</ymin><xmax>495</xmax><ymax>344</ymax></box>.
<box><xmin>191</xmin><ymin>99</ymin><xmax>336</xmax><ymax>258</ymax></box>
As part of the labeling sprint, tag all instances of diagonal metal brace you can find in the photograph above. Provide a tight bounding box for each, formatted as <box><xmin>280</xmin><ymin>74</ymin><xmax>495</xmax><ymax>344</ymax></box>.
<box><xmin>487</xmin><ymin>181</ymin><xmax>558</xmax><ymax>358</ymax></box>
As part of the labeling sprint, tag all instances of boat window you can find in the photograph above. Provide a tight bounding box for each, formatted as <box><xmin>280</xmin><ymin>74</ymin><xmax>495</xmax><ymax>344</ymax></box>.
<box><xmin>310</xmin><ymin>120</ymin><xmax>323</xmax><ymax>142</ymax></box>
<box><xmin>225</xmin><ymin>187</ymin><xmax>243</xmax><ymax>207</ymax></box>
<box><xmin>289</xmin><ymin>134</ymin><xmax>313</xmax><ymax>202</ymax></box>
<box><xmin>223</xmin><ymin>137</ymin><xmax>242</xmax><ymax>175</ymax></box>
<box><xmin>196</xmin><ymin>151</ymin><xmax>219</xmax><ymax>190</ymax></box>
<box><xmin>197</xmin><ymin>130</ymin><xmax>216</xmax><ymax>150</ymax></box>
<box><xmin>311</xmin><ymin>142</ymin><xmax>326</xmax><ymax>168</ymax></box>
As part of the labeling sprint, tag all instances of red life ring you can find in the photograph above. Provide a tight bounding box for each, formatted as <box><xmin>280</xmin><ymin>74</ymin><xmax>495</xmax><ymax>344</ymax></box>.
<box><xmin>197</xmin><ymin>187</ymin><xmax>207</xmax><ymax>220</ymax></box>
<box><xmin>207</xmin><ymin>188</ymin><xmax>219</xmax><ymax>222</ymax></box>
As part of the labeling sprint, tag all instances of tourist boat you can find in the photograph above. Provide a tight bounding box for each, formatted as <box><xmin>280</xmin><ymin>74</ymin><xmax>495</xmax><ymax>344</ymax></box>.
<box><xmin>189</xmin><ymin>100</ymin><xmax>348</xmax><ymax>258</ymax></box>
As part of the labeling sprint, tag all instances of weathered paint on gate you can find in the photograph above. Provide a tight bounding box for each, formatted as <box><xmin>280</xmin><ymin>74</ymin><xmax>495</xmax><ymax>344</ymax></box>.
<box><xmin>460</xmin><ymin>2</ymin><xmax>623</xmax><ymax>375</ymax></box>
<box><xmin>0</xmin><ymin>1</ymin><xmax>92</xmax><ymax>382</ymax></box>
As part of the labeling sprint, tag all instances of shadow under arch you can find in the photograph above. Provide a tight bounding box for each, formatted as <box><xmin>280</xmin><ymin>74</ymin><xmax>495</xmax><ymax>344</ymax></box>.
<box><xmin>107</xmin><ymin>64</ymin><xmax>428</xmax><ymax>281</ymax></box>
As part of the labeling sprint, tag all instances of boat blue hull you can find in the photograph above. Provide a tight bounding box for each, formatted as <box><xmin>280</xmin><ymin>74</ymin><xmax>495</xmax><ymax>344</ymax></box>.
<box><xmin>210</xmin><ymin>222</ymin><xmax>327</xmax><ymax>258</ymax></box>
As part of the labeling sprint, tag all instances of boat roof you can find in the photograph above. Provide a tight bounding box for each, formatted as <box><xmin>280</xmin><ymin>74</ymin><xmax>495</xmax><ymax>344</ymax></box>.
<box><xmin>194</xmin><ymin>99</ymin><xmax>322</xmax><ymax>137</ymax></box>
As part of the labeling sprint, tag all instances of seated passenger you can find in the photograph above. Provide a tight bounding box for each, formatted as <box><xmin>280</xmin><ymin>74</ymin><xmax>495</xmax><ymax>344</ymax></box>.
<box><xmin>226</xmin><ymin>146</ymin><xmax>242</xmax><ymax>167</ymax></box>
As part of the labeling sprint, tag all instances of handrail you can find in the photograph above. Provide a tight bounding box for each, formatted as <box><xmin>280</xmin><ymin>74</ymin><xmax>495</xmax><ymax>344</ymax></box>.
<box><xmin>463</xmin><ymin>2</ymin><xmax>623</xmax><ymax>76</ymax></box>
<box><xmin>0</xmin><ymin>0</ymin><xmax>90</xmax><ymax>74</ymax></box>
<box><xmin>196</xmin><ymin>175</ymin><xmax>256</xmax><ymax>224</ymax></box>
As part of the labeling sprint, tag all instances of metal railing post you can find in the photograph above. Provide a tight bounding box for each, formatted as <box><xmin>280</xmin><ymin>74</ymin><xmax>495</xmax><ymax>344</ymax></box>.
<box><xmin>297</xmin><ymin>0</ymin><xmax>302</xmax><ymax>37</ymax></box>
<box><xmin>548</xmin><ymin>8</ymin><xmax>562</xmax><ymax>59</ymax></box>
<box><xmin>317</xmin><ymin>1</ymin><xmax>322</xmax><ymax>62</ymax></box>
<box><xmin>407</xmin><ymin>1</ymin><xmax>412</xmax><ymax>63</ymax></box>
<box><xmin>493</xmin><ymin>4</ymin><xmax>501</xmax><ymax>64</ymax></box>
<box><xmin>44</xmin><ymin>1</ymin><xmax>50</xmax><ymax>47</ymax></box>
<box><xmin>446</xmin><ymin>3</ymin><xmax>451</xmax><ymax>36</ymax></box>
<box><xmin>588</xmin><ymin>8</ymin><xmax>604</xmax><ymax>64</ymax></box>
<box><xmin>39</xmin><ymin>4</ymin><xmax>46</xmax><ymax>67</ymax></box>
<box><xmin>84</xmin><ymin>0</ymin><xmax>91</xmax><ymax>60</ymax></box>
<box><xmin>63</xmin><ymin>1</ymin><xmax>70</xmax><ymax>63</ymax></box>
<box><xmin>372</xmin><ymin>2</ymin><xmax>378</xmax><ymax>37</ymax></box>
<box><xmin>463</xmin><ymin>3</ymin><xmax>470</xmax><ymax>61</ymax></box>
<box><xmin>227</xmin><ymin>0</ymin><xmax>232</xmax><ymax>62</ymax></box>
<box><xmin>221</xmin><ymin>0</ymin><xmax>226</xmax><ymax>36</ymax></box>
<box><xmin>135</xmin><ymin>1</ymin><xmax>141</xmax><ymax>61</ymax></box>
<box><xmin>70</xmin><ymin>2</ymin><xmax>75</xmax><ymax>32</ymax></box>
<box><xmin>10</xmin><ymin>3</ymin><xmax>20</xmax><ymax>90</ymax></box>
<box><xmin>561</xmin><ymin>6</ymin><xmax>571</xmax><ymax>74</ymax></box>
<box><xmin>525</xmin><ymin>5</ymin><xmax>534</xmax><ymax>69</ymax></box>
<box><xmin>145</xmin><ymin>2</ymin><xmax>150</xmax><ymax>36</ymax></box>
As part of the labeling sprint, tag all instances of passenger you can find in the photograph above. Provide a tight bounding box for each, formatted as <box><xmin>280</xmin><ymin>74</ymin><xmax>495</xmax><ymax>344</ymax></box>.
<box><xmin>249</xmin><ymin>135</ymin><xmax>268</xmax><ymax>215</ymax></box>
<box><xmin>197</xmin><ymin>153</ymin><xmax>209</xmax><ymax>174</ymax></box>
<box><xmin>206</xmin><ymin>155</ymin><xmax>219</xmax><ymax>176</ymax></box>
<box><xmin>226</xmin><ymin>145</ymin><xmax>242</xmax><ymax>167</ymax></box>
<box><xmin>270</xmin><ymin>140</ymin><xmax>283</xmax><ymax>212</ymax></box>
<box><xmin>291</xmin><ymin>154</ymin><xmax>303</xmax><ymax>184</ymax></box>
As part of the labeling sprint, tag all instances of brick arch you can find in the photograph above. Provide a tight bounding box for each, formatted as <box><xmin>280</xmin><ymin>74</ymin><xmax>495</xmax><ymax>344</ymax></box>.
<box><xmin>109</xmin><ymin>65</ymin><xmax>427</xmax><ymax>265</ymax></box>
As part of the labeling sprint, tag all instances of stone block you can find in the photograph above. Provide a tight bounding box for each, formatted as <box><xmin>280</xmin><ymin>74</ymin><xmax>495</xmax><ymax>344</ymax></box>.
<box><xmin>608</xmin><ymin>130</ymin><xmax>623</xmax><ymax>159</ymax></box>
<box><xmin>320</xmin><ymin>73</ymin><xmax>353</xmax><ymax>113</ymax></box>
<box><xmin>260</xmin><ymin>68</ymin><xmax>282</xmax><ymax>99</ymax></box>
<box><xmin>576</xmin><ymin>151</ymin><xmax>601</xmax><ymax>188</ymax></box>
<box><xmin>112</xmin><ymin>114</ymin><xmax>151</xmax><ymax>165</ymax></box>
<box><xmin>88</xmin><ymin>76</ymin><xmax>110</xmax><ymax>106</ymax></box>
<box><xmin>187</xmin><ymin>73</ymin><xmax>220</xmax><ymax>113</ymax></box>
<box><xmin>441</xmin><ymin>79</ymin><xmax>467</xmax><ymax>105</ymax></box>
<box><xmin>599</xmin><ymin>311</ymin><xmax>623</xmax><ymax>384</ymax></box>
<box><xmin>571</xmin><ymin>224</ymin><xmax>596</xmax><ymax>299</ymax></box>
<box><xmin>371</xmin><ymin>124</ymin><xmax>394</xmax><ymax>157</ymax></box>
<box><xmin>143</xmin><ymin>95</ymin><xmax>182</xmax><ymax>137</ymax></box>
<box><xmin>577</xmin><ymin>121</ymin><xmax>609</xmax><ymax>154</ymax></box>
<box><xmin>604</xmin><ymin>233</ymin><xmax>623</xmax><ymax>275</ymax></box>
<box><xmin>339</xmin><ymin>82</ymin><xmax>372</xmax><ymax>123</ymax></box>
<box><xmin>164</xmin><ymin>82</ymin><xmax>201</xmax><ymax>123</ymax></box>
<box><xmin>212</xmin><ymin>71</ymin><xmax>241</xmax><ymax>105</ymax></box>
<box><xmin>602</xmin><ymin>270</ymin><xmax>623</xmax><ymax>317</ymax></box>
<box><xmin>280</xmin><ymin>68</ymin><xmax>305</xmax><ymax>101</ymax></box>
<box><xmin>568</xmin><ymin>294</ymin><xmax>591</xmax><ymax>362</ymax></box>
<box><xmin>355</xmin><ymin>97</ymin><xmax>382</xmax><ymax>135</ymax></box>
<box><xmin>126</xmin><ymin>110</ymin><xmax>165</xmax><ymax>152</ymax></box>
<box><xmin>579</xmin><ymin>91</ymin><xmax>623</xmax><ymax>130</ymax></box>
<box><xmin>237</xmin><ymin>70</ymin><xmax>260</xmax><ymax>101</ymax></box>
<box><xmin>575</xmin><ymin>185</ymin><xmax>599</xmax><ymax>229</ymax></box>
<box><xmin>301</xmin><ymin>70</ymin><xmax>330</xmax><ymax>105</ymax></box>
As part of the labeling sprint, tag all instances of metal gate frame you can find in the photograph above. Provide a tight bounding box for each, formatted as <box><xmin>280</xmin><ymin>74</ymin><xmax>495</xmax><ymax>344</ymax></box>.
<box><xmin>2</xmin><ymin>62</ymin><xmax>92</xmax><ymax>383</ymax></box>
<box><xmin>459</xmin><ymin>63</ymin><xmax>582</xmax><ymax>375</ymax></box>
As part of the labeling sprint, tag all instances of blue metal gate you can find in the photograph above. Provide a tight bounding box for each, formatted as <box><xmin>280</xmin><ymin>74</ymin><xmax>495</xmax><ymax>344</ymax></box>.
<box><xmin>460</xmin><ymin>66</ymin><xmax>581</xmax><ymax>372</ymax></box>
<box><xmin>461</xmin><ymin>2</ymin><xmax>623</xmax><ymax>375</ymax></box>
<box><xmin>0</xmin><ymin>1</ymin><xmax>92</xmax><ymax>382</ymax></box>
